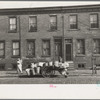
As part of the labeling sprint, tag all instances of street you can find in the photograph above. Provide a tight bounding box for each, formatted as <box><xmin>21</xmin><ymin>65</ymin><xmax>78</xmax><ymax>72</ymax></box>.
<box><xmin>0</xmin><ymin>75</ymin><xmax>100</xmax><ymax>84</ymax></box>
<box><xmin>0</xmin><ymin>70</ymin><xmax>100</xmax><ymax>84</ymax></box>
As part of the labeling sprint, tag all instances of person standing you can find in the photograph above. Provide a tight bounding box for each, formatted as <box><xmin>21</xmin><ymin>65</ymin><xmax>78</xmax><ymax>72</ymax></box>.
<box><xmin>31</xmin><ymin>63</ymin><xmax>36</xmax><ymax>75</ymax></box>
<box><xmin>17</xmin><ymin>58</ymin><xmax>23</xmax><ymax>74</ymax></box>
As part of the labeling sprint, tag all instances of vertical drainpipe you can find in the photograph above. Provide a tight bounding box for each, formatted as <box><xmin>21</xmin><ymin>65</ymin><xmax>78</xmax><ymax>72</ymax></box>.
<box><xmin>61</xmin><ymin>7</ymin><xmax>65</xmax><ymax>62</ymax></box>
<box><xmin>19</xmin><ymin>16</ymin><xmax>21</xmax><ymax>59</ymax></box>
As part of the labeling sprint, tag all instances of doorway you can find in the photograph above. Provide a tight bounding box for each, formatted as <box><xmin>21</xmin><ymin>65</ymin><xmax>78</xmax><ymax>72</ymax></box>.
<box><xmin>66</xmin><ymin>44</ymin><xmax>72</xmax><ymax>61</ymax></box>
<box><xmin>65</xmin><ymin>39</ymin><xmax>72</xmax><ymax>61</ymax></box>
<box><xmin>54</xmin><ymin>39</ymin><xmax>62</xmax><ymax>61</ymax></box>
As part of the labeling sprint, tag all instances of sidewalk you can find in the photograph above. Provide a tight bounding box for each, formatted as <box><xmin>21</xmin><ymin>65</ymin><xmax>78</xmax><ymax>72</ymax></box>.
<box><xmin>0</xmin><ymin>69</ymin><xmax>100</xmax><ymax>78</ymax></box>
<box><xmin>0</xmin><ymin>71</ymin><xmax>18</xmax><ymax>78</ymax></box>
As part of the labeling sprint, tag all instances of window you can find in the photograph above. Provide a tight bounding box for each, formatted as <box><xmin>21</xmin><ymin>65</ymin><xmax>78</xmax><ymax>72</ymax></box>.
<box><xmin>29</xmin><ymin>16</ymin><xmax>37</xmax><ymax>32</ymax></box>
<box><xmin>69</xmin><ymin>15</ymin><xmax>77</xmax><ymax>29</ymax></box>
<box><xmin>77</xmin><ymin>39</ymin><xmax>85</xmax><ymax>54</ymax></box>
<box><xmin>12</xmin><ymin>63</ymin><xmax>17</xmax><ymax>70</ymax></box>
<box><xmin>0</xmin><ymin>64</ymin><xmax>5</xmax><ymax>71</ymax></box>
<box><xmin>50</xmin><ymin>15</ymin><xmax>57</xmax><ymax>31</ymax></box>
<box><xmin>12</xmin><ymin>41</ymin><xmax>20</xmax><ymax>56</ymax></box>
<box><xmin>9</xmin><ymin>17</ymin><xmax>17</xmax><ymax>32</ymax></box>
<box><xmin>0</xmin><ymin>41</ymin><xmax>5</xmax><ymax>57</ymax></box>
<box><xmin>42</xmin><ymin>40</ymin><xmax>50</xmax><ymax>56</ymax></box>
<box><xmin>90</xmin><ymin>14</ymin><xmax>98</xmax><ymax>28</ymax></box>
<box><xmin>27</xmin><ymin>40</ymin><xmax>35</xmax><ymax>57</ymax></box>
<box><xmin>93</xmin><ymin>39</ymin><xmax>100</xmax><ymax>54</ymax></box>
<box><xmin>78</xmin><ymin>64</ymin><xmax>85</xmax><ymax>69</ymax></box>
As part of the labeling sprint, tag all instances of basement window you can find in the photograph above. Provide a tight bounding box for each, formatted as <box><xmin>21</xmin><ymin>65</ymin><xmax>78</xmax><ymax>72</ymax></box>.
<box><xmin>12</xmin><ymin>63</ymin><xmax>17</xmax><ymax>70</ymax></box>
<box><xmin>78</xmin><ymin>63</ymin><xmax>85</xmax><ymax>69</ymax></box>
<box><xmin>0</xmin><ymin>64</ymin><xmax>5</xmax><ymax>71</ymax></box>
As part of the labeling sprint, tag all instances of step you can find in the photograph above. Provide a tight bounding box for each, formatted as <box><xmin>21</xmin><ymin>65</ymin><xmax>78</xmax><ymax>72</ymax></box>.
<box><xmin>67</xmin><ymin>61</ymin><xmax>75</xmax><ymax>70</ymax></box>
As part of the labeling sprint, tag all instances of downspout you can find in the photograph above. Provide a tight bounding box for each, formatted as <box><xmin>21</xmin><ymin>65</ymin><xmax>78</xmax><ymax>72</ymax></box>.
<box><xmin>18</xmin><ymin>16</ymin><xmax>21</xmax><ymax>59</ymax></box>
<box><xmin>61</xmin><ymin>7</ymin><xmax>65</xmax><ymax>62</ymax></box>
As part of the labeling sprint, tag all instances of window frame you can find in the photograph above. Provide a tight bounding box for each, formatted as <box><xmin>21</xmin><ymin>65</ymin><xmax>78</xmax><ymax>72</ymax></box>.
<box><xmin>42</xmin><ymin>39</ymin><xmax>51</xmax><ymax>57</ymax></box>
<box><xmin>9</xmin><ymin>16</ymin><xmax>17</xmax><ymax>33</ymax></box>
<box><xmin>0</xmin><ymin>64</ymin><xmax>5</xmax><ymax>71</ymax></box>
<box><xmin>90</xmin><ymin>13</ymin><xmax>99</xmax><ymax>29</ymax></box>
<box><xmin>12</xmin><ymin>40</ymin><xmax>20</xmax><ymax>57</ymax></box>
<box><xmin>93</xmin><ymin>39</ymin><xmax>100</xmax><ymax>54</ymax></box>
<box><xmin>69</xmin><ymin>15</ymin><xmax>78</xmax><ymax>29</ymax></box>
<box><xmin>78</xmin><ymin>63</ymin><xmax>86</xmax><ymax>69</ymax></box>
<box><xmin>29</xmin><ymin>16</ymin><xmax>37</xmax><ymax>32</ymax></box>
<box><xmin>26</xmin><ymin>39</ymin><xmax>35</xmax><ymax>57</ymax></box>
<box><xmin>12</xmin><ymin>63</ymin><xmax>17</xmax><ymax>70</ymax></box>
<box><xmin>77</xmin><ymin>39</ymin><xmax>85</xmax><ymax>55</ymax></box>
<box><xmin>49</xmin><ymin>15</ymin><xmax>57</xmax><ymax>31</ymax></box>
<box><xmin>0</xmin><ymin>41</ymin><xmax>5</xmax><ymax>58</ymax></box>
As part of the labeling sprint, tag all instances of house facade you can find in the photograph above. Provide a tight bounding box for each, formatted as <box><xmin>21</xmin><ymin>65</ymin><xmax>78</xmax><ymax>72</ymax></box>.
<box><xmin>0</xmin><ymin>4</ymin><xmax>100</xmax><ymax>70</ymax></box>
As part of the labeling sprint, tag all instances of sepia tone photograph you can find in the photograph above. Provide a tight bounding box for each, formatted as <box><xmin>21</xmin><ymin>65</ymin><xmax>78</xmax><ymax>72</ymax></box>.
<box><xmin>0</xmin><ymin>1</ymin><xmax>100</xmax><ymax>84</ymax></box>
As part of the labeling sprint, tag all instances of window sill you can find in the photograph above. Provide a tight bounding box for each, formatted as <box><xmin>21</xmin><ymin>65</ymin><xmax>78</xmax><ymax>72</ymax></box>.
<box><xmin>0</xmin><ymin>56</ymin><xmax>5</xmax><ymax>58</ymax></box>
<box><xmin>26</xmin><ymin>56</ymin><xmax>35</xmax><ymax>58</ymax></box>
<box><xmin>89</xmin><ymin>28</ymin><xmax>100</xmax><ymax>30</ymax></box>
<box><xmin>76</xmin><ymin>54</ymin><xmax>85</xmax><ymax>57</ymax></box>
<box><xmin>28</xmin><ymin>30</ymin><xmax>37</xmax><ymax>32</ymax></box>
<box><xmin>92</xmin><ymin>54</ymin><xmax>100</xmax><ymax>57</ymax></box>
<box><xmin>41</xmin><ymin>55</ymin><xmax>51</xmax><ymax>57</ymax></box>
<box><xmin>68</xmin><ymin>29</ymin><xmax>80</xmax><ymax>31</ymax></box>
<box><xmin>48</xmin><ymin>29</ymin><xmax>58</xmax><ymax>32</ymax></box>
<box><xmin>8</xmin><ymin>30</ymin><xmax>17</xmax><ymax>33</ymax></box>
<box><xmin>11</xmin><ymin>56</ymin><xmax>20</xmax><ymax>58</ymax></box>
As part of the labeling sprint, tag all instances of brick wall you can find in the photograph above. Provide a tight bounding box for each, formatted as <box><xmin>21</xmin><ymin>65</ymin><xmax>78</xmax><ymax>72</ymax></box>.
<box><xmin>0</xmin><ymin>7</ymin><xmax>100</xmax><ymax>70</ymax></box>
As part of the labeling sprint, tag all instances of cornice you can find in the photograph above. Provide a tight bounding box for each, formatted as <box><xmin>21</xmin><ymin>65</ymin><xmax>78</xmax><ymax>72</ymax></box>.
<box><xmin>0</xmin><ymin>4</ymin><xmax>100</xmax><ymax>15</ymax></box>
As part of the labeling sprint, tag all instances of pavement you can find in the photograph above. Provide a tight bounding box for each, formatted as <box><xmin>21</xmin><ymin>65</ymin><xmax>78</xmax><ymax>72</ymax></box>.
<box><xmin>0</xmin><ymin>69</ymin><xmax>100</xmax><ymax>78</ymax></box>
<box><xmin>0</xmin><ymin>69</ymin><xmax>100</xmax><ymax>84</ymax></box>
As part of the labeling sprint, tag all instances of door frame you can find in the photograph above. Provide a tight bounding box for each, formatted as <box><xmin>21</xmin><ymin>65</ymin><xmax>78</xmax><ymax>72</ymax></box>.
<box><xmin>53</xmin><ymin>37</ymin><xmax>62</xmax><ymax>61</ymax></box>
<box><xmin>64</xmin><ymin>38</ymin><xmax>73</xmax><ymax>62</ymax></box>
<box><xmin>65</xmin><ymin>43</ymin><xmax>73</xmax><ymax>61</ymax></box>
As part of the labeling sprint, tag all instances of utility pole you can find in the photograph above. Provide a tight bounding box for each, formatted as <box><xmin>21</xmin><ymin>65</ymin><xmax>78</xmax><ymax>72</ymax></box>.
<box><xmin>19</xmin><ymin>16</ymin><xmax>21</xmax><ymax>59</ymax></box>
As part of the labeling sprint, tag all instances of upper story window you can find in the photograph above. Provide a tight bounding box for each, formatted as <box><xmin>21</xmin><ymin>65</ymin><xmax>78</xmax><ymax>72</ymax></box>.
<box><xmin>27</xmin><ymin>40</ymin><xmax>35</xmax><ymax>57</ymax></box>
<box><xmin>93</xmin><ymin>39</ymin><xmax>100</xmax><ymax>54</ymax></box>
<box><xmin>50</xmin><ymin>15</ymin><xmax>57</xmax><ymax>31</ymax></box>
<box><xmin>69</xmin><ymin>15</ymin><xmax>77</xmax><ymax>29</ymax></box>
<box><xmin>0</xmin><ymin>41</ymin><xmax>5</xmax><ymax>57</ymax></box>
<box><xmin>90</xmin><ymin>14</ymin><xmax>99</xmax><ymax>28</ymax></box>
<box><xmin>12</xmin><ymin>41</ymin><xmax>20</xmax><ymax>57</ymax></box>
<box><xmin>77</xmin><ymin>39</ymin><xmax>85</xmax><ymax>54</ymax></box>
<box><xmin>42</xmin><ymin>40</ymin><xmax>50</xmax><ymax>56</ymax></box>
<box><xmin>9</xmin><ymin>17</ymin><xmax>17</xmax><ymax>32</ymax></box>
<box><xmin>29</xmin><ymin>16</ymin><xmax>37</xmax><ymax>32</ymax></box>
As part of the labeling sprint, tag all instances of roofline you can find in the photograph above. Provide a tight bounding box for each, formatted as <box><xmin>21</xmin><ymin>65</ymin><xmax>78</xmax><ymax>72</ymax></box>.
<box><xmin>0</xmin><ymin>4</ymin><xmax>100</xmax><ymax>11</ymax></box>
<box><xmin>0</xmin><ymin>4</ymin><xmax>100</xmax><ymax>14</ymax></box>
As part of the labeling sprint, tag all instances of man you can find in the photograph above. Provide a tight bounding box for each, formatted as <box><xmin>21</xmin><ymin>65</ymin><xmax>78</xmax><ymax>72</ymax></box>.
<box><xmin>31</xmin><ymin>63</ymin><xmax>36</xmax><ymax>75</ymax></box>
<box><xmin>17</xmin><ymin>58</ymin><xmax>23</xmax><ymax>74</ymax></box>
<box><xmin>25</xmin><ymin>64</ymin><xmax>31</xmax><ymax>76</ymax></box>
<box><xmin>59</xmin><ymin>61</ymin><xmax>69</xmax><ymax>78</ymax></box>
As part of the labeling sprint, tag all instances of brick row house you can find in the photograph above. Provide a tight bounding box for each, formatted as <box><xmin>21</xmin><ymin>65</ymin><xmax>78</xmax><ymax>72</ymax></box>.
<box><xmin>0</xmin><ymin>4</ymin><xmax>100</xmax><ymax>70</ymax></box>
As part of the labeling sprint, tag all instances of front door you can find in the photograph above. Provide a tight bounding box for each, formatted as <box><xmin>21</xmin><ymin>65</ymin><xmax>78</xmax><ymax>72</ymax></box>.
<box><xmin>66</xmin><ymin>44</ymin><xmax>72</xmax><ymax>61</ymax></box>
<box><xmin>54</xmin><ymin>39</ymin><xmax>62</xmax><ymax>61</ymax></box>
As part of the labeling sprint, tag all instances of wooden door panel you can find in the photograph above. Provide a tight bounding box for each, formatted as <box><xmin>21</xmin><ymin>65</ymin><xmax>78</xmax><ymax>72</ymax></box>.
<box><xmin>66</xmin><ymin>44</ymin><xmax>72</xmax><ymax>61</ymax></box>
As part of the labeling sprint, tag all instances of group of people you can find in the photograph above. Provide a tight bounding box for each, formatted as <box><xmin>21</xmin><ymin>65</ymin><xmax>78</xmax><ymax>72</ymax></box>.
<box><xmin>16</xmin><ymin>57</ymin><xmax>69</xmax><ymax>77</ymax></box>
<box><xmin>17</xmin><ymin>58</ymin><xmax>42</xmax><ymax>76</ymax></box>
<box><xmin>25</xmin><ymin>62</ymin><xmax>42</xmax><ymax>76</ymax></box>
